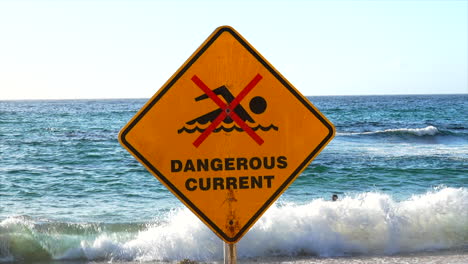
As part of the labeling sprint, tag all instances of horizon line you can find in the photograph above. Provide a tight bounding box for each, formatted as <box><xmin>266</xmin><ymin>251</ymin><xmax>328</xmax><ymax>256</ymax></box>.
<box><xmin>1</xmin><ymin>92</ymin><xmax>467</xmax><ymax>101</ymax></box>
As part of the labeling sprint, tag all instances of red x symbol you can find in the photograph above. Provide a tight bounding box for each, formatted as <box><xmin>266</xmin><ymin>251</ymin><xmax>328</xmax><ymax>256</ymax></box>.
<box><xmin>191</xmin><ymin>74</ymin><xmax>264</xmax><ymax>148</ymax></box>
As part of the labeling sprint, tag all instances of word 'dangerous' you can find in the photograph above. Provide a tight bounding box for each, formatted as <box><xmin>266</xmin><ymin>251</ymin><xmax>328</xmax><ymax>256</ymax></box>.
<box><xmin>171</xmin><ymin>156</ymin><xmax>288</xmax><ymax>172</ymax></box>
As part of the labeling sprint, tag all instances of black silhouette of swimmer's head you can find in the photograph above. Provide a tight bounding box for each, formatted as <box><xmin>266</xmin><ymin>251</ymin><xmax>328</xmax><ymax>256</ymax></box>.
<box><xmin>249</xmin><ymin>96</ymin><xmax>267</xmax><ymax>114</ymax></box>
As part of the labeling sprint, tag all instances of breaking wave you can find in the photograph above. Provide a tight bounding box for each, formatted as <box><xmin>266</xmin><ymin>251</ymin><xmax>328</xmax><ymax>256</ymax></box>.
<box><xmin>337</xmin><ymin>126</ymin><xmax>468</xmax><ymax>144</ymax></box>
<box><xmin>1</xmin><ymin>187</ymin><xmax>467</xmax><ymax>262</ymax></box>
<box><xmin>338</xmin><ymin>126</ymin><xmax>440</xmax><ymax>137</ymax></box>
<box><xmin>367</xmin><ymin>125</ymin><xmax>440</xmax><ymax>136</ymax></box>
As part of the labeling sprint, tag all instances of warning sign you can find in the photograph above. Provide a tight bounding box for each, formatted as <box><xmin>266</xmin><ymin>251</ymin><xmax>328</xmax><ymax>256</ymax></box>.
<box><xmin>119</xmin><ymin>26</ymin><xmax>335</xmax><ymax>243</ymax></box>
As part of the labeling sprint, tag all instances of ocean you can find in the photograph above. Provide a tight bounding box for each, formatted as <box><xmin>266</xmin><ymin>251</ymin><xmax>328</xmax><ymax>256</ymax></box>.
<box><xmin>0</xmin><ymin>94</ymin><xmax>467</xmax><ymax>263</ymax></box>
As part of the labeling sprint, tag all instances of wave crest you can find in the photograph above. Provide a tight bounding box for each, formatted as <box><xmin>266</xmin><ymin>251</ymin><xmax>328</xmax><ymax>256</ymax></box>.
<box><xmin>1</xmin><ymin>187</ymin><xmax>467</xmax><ymax>262</ymax></box>
<box><xmin>338</xmin><ymin>126</ymin><xmax>444</xmax><ymax>137</ymax></box>
<box><xmin>373</xmin><ymin>125</ymin><xmax>439</xmax><ymax>136</ymax></box>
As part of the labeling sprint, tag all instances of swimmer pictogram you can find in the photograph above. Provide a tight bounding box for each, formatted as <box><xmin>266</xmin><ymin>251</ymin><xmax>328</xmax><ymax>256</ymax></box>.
<box><xmin>178</xmin><ymin>74</ymin><xmax>278</xmax><ymax>147</ymax></box>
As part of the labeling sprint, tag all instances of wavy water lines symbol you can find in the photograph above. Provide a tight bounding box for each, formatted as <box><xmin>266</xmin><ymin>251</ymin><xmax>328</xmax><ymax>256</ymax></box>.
<box><xmin>178</xmin><ymin>123</ymin><xmax>278</xmax><ymax>134</ymax></box>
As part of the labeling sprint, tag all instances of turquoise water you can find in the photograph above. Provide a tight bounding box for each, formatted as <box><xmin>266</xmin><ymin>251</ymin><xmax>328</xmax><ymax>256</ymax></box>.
<box><xmin>1</xmin><ymin>95</ymin><xmax>467</xmax><ymax>262</ymax></box>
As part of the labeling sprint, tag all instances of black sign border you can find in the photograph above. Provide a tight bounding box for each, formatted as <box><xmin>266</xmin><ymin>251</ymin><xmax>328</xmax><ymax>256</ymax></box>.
<box><xmin>120</xmin><ymin>26</ymin><xmax>334</xmax><ymax>243</ymax></box>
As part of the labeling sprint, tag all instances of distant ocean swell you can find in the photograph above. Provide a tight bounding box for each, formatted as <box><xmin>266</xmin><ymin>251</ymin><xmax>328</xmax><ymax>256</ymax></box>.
<box><xmin>1</xmin><ymin>187</ymin><xmax>467</xmax><ymax>262</ymax></box>
<box><xmin>337</xmin><ymin>125</ymin><xmax>467</xmax><ymax>140</ymax></box>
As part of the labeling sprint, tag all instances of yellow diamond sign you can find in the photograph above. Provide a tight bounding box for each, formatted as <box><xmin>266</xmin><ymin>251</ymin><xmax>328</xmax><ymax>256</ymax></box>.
<box><xmin>119</xmin><ymin>26</ymin><xmax>335</xmax><ymax>243</ymax></box>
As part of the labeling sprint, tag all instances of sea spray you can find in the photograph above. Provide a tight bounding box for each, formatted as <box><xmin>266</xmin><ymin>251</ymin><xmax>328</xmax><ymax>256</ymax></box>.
<box><xmin>119</xmin><ymin>210</ymin><xmax>222</xmax><ymax>262</ymax></box>
<box><xmin>1</xmin><ymin>187</ymin><xmax>467</xmax><ymax>262</ymax></box>
<box><xmin>397</xmin><ymin>187</ymin><xmax>468</xmax><ymax>251</ymax></box>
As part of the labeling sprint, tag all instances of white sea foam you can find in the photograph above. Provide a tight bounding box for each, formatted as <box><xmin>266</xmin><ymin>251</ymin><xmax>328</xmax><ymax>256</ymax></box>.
<box><xmin>375</xmin><ymin>126</ymin><xmax>440</xmax><ymax>136</ymax></box>
<box><xmin>71</xmin><ymin>187</ymin><xmax>468</xmax><ymax>261</ymax></box>
<box><xmin>240</xmin><ymin>187</ymin><xmax>468</xmax><ymax>257</ymax></box>
<box><xmin>2</xmin><ymin>187</ymin><xmax>467</xmax><ymax>262</ymax></box>
<box><xmin>337</xmin><ymin>126</ymin><xmax>440</xmax><ymax>137</ymax></box>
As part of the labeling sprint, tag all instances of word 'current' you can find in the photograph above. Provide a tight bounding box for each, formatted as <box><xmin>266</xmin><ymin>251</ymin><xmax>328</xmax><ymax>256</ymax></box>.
<box><xmin>185</xmin><ymin>175</ymin><xmax>274</xmax><ymax>191</ymax></box>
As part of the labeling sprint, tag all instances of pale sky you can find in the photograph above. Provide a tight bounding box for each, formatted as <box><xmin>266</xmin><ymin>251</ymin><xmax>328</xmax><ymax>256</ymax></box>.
<box><xmin>0</xmin><ymin>0</ymin><xmax>467</xmax><ymax>100</ymax></box>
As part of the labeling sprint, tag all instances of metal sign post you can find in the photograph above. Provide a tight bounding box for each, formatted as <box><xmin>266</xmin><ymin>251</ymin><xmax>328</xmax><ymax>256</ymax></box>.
<box><xmin>224</xmin><ymin>242</ymin><xmax>237</xmax><ymax>264</ymax></box>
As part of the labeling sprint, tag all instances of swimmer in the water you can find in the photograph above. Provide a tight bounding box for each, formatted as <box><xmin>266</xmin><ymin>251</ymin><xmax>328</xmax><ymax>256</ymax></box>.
<box><xmin>332</xmin><ymin>194</ymin><xmax>338</xmax><ymax>201</ymax></box>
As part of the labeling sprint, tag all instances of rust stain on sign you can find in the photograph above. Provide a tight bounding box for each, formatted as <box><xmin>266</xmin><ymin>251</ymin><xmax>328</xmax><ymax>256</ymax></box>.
<box><xmin>224</xmin><ymin>189</ymin><xmax>240</xmax><ymax>235</ymax></box>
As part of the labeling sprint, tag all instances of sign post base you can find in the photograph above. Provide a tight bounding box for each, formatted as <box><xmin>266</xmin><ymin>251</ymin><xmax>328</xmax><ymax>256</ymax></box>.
<box><xmin>224</xmin><ymin>242</ymin><xmax>237</xmax><ymax>264</ymax></box>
